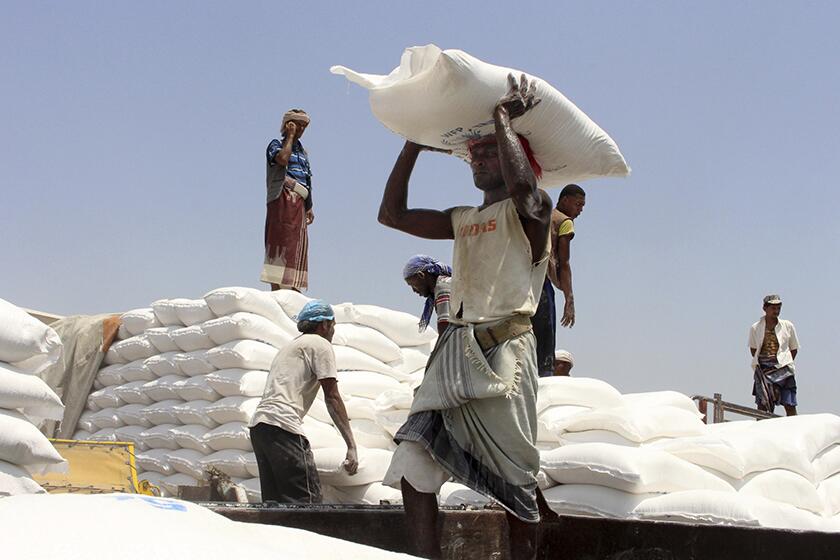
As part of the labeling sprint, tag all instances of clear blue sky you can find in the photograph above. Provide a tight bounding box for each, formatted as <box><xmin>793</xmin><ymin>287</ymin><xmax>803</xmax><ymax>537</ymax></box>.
<box><xmin>2</xmin><ymin>2</ymin><xmax>838</xmax><ymax>413</ymax></box>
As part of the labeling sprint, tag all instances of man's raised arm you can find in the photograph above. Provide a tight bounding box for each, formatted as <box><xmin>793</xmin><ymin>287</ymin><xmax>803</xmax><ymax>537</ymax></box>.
<box><xmin>378</xmin><ymin>141</ymin><xmax>454</xmax><ymax>240</ymax></box>
<box><xmin>494</xmin><ymin>74</ymin><xmax>552</xmax><ymax>258</ymax></box>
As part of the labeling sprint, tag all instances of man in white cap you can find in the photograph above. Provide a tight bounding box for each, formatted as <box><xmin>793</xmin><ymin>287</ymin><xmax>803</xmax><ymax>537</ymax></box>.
<box><xmin>262</xmin><ymin>109</ymin><xmax>315</xmax><ymax>291</ymax></box>
<box><xmin>749</xmin><ymin>294</ymin><xmax>800</xmax><ymax>416</ymax></box>
<box><xmin>553</xmin><ymin>350</ymin><xmax>574</xmax><ymax>376</ymax></box>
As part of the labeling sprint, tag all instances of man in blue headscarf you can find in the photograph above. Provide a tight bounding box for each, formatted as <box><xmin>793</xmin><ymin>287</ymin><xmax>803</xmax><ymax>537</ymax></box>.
<box><xmin>403</xmin><ymin>255</ymin><xmax>453</xmax><ymax>334</ymax></box>
<box><xmin>249</xmin><ymin>300</ymin><xmax>357</xmax><ymax>503</ymax></box>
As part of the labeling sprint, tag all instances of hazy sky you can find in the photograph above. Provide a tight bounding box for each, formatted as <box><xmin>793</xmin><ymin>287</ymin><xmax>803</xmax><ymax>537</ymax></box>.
<box><xmin>2</xmin><ymin>2</ymin><xmax>838</xmax><ymax>413</ymax></box>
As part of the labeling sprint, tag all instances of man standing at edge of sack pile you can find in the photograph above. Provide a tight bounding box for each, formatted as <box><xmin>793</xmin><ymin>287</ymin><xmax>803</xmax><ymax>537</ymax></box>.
<box><xmin>249</xmin><ymin>300</ymin><xmax>358</xmax><ymax>503</ymax></box>
<box><xmin>378</xmin><ymin>74</ymin><xmax>555</xmax><ymax>560</ymax></box>
<box><xmin>749</xmin><ymin>294</ymin><xmax>800</xmax><ymax>416</ymax></box>
<box><xmin>261</xmin><ymin>109</ymin><xmax>315</xmax><ymax>292</ymax></box>
<box><xmin>531</xmin><ymin>184</ymin><xmax>586</xmax><ymax>376</ymax></box>
<box><xmin>403</xmin><ymin>254</ymin><xmax>453</xmax><ymax>334</ymax></box>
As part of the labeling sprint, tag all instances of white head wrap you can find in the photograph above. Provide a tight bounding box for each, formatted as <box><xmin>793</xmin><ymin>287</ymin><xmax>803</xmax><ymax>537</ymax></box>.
<box><xmin>554</xmin><ymin>350</ymin><xmax>574</xmax><ymax>366</ymax></box>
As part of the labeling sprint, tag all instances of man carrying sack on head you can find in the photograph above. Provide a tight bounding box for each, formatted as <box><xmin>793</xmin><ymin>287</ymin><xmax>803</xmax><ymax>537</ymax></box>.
<box><xmin>378</xmin><ymin>74</ymin><xmax>554</xmax><ymax>560</ymax></box>
<box><xmin>262</xmin><ymin>109</ymin><xmax>315</xmax><ymax>292</ymax></box>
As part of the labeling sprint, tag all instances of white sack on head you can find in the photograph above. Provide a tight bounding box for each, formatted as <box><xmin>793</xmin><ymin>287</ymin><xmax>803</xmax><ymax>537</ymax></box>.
<box><xmin>331</xmin><ymin>44</ymin><xmax>630</xmax><ymax>187</ymax></box>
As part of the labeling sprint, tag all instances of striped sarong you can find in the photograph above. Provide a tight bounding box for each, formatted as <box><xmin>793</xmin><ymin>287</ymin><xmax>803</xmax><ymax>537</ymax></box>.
<box><xmin>395</xmin><ymin>321</ymin><xmax>541</xmax><ymax>522</ymax></box>
<box><xmin>261</xmin><ymin>188</ymin><xmax>308</xmax><ymax>290</ymax></box>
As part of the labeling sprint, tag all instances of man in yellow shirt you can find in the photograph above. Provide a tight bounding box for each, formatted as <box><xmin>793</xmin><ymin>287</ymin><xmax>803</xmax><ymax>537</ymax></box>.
<box><xmin>532</xmin><ymin>184</ymin><xmax>585</xmax><ymax>376</ymax></box>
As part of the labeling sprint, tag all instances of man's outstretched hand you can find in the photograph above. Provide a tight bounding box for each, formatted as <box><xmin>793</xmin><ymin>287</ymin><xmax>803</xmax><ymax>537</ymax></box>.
<box><xmin>497</xmin><ymin>73</ymin><xmax>541</xmax><ymax>119</ymax></box>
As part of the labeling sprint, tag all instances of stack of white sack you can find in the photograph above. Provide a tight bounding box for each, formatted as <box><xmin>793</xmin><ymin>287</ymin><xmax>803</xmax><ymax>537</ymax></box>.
<box><xmin>0</xmin><ymin>298</ymin><xmax>67</xmax><ymax>497</ymax></box>
<box><xmin>539</xmin><ymin>377</ymin><xmax>840</xmax><ymax>532</ymax></box>
<box><xmin>0</xmin><ymin>493</ymin><xmax>421</xmax><ymax>559</ymax></box>
<box><xmin>77</xmin><ymin>288</ymin><xmax>435</xmax><ymax>502</ymax></box>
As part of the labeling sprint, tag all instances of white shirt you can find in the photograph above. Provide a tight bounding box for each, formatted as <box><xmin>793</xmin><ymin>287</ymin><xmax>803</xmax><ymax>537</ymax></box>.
<box><xmin>449</xmin><ymin>199</ymin><xmax>549</xmax><ymax>324</ymax></box>
<box><xmin>748</xmin><ymin>317</ymin><xmax>800</xmax><ymax>371</ymax></box>
<box><xmin>249</xmin><ymin>334</ymin><xmax>337</xmax><ymax>435</ymax></box>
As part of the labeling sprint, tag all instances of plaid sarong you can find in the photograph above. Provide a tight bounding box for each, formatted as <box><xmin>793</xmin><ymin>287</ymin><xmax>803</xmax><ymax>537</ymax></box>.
<box><xmin>260</xmin><ymin>188</ymin><xmax>308</xmax><ymax>290</ymax></box>
<box><xmin>395</xmin><ymin>321</ymin><xmax>541</xmax><ymax>522</ymax></box>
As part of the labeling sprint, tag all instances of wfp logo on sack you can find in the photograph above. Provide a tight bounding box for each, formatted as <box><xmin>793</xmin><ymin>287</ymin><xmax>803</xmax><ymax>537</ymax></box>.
<box><xmin>111</xmin><ymin>494</ymin><xmax>188</xmax><ymax>512</ymax></box>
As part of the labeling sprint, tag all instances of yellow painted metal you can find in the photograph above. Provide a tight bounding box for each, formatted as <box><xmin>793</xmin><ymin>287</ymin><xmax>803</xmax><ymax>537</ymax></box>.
<box><xmin>32</xmin><ymin>439</ymin><xmax>150</xmax><ymax>495</ymax></box>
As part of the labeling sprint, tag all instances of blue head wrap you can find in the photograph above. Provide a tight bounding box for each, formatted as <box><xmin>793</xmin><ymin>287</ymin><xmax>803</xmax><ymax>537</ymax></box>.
<box><xmin>296</xmin><ymin>300</ymin><xmax>335</xmax><ymax>327</ymax></box>
<box><xmin>402</xmin><ymin>255</ymin><xmax>453</xmax><ymax>331</ymax></box>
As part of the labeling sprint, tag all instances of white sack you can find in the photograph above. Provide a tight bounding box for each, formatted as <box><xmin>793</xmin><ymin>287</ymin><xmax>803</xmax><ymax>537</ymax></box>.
<box><xmin>239</xmin><ymin>477</ymin><xmax>262</xmax><ymax>503</ymax></box>
<box><xmin>89</xmin><ymin>408</ymin><xmax>125</xmax><ymax>430</ymax></box>
<box><xmin>111</xmin><ymin>334</ymin><xmax>157</xmax><ymax>362</ymax></box>
<box><xmin>199</xmin><ymin>449</ymin><xmax>251</xmax><ymax>478</ymax></box>
<box><xmin>140</xmin><ymin>425</ymin><xmax>180</xmax><ymax>450</ymax></box>
<box><xmin>145</xmin><ymin>352</ymin><xmax>181</xmax><ymax>376</ymax></box>
<box><xmin>333</xmin><ymin>345</ymin><xmax>405</xmax><ymax>379</ymax></box>
<box><xmin>145</xmin><ymin>326</ymin><xmax>182</xmax><ymax>353</ymax></box>
<box><xmin>115</xmin><ymin>404</ymin><xmax>153</xmax><ymax>428</ymax></box>
<box><xmin>88</xmin><ymin>386</ymin><xmax>126</xmax><ymax>409</ymax></box>
<box><xmin>136</xmin><ymin>449</ymin><xmax>175</xmax><ymax>475</ymax></box>
<box><xmin>336</xmin><ymin>371</ymin><xmax>401</xmax><ymax>399</ymax></box>
<box><xmin>537</xmin><ymin>377</ymin><xmax>623</xmax><ymax>413</ymax></box>
<box><xmin>819</xmin><ymin>473</ymin><xmax>840</xmax><ymax>516</ymax></box>
<box><xmin>114</xmin><ymin>425</ymin><xmax>149</xmax><ymax>451</ymax></box>
<box><xmin>0</xmin><ymin>297</ymin><xmax>62</xmax><ymax>372</ymax></box>
<box><xmin>334</xmin><ymin>303</ymin><xmax>436</xmax><ymax>347</ymax></box>
<box><xmin>332</xmin><ymin>323</ymin><xmax>402</xmax><ymax>364</ymax></box>
<box><xmin>738</xmin><ymin>469</ymin><xmax>823</xmax><ymax>514</ymax></box>
<box><xmin>621</xmin><ymin>391</ymin><xmax>702</xmax><ymax>416</ymax></box>
<box><xmin>270</xmin><ymin>289</ymin><xmax>313</xmax><ymax>319</ymax></box>
<box><xmin>0</xmin><ymin>493</ymin><xmax>420</xmax><ymax>559</ymax></box>
<box><xmin>170</xmin><ymin>325</ymin><xmax>214</xmax><ymax>352</ymax></box>
<box><xmin>206</xmin><ymin>340</ymin><xmax>278</xmax><ymax>371</ymax></box>
<box><xmin>203</xmin><ymin>312</ymin><xmax>294</xmax><ymax>349</ymax></box>
<box><xmin>536</xmin><ymin>404</ymin><xmax>589</xmax><ymax>443</ymax></box>
<box><xmin>206</xmin><ymin>396</ymin><xmax>259</xmax><ymax>425</ymax></box>
<box><xmin>102</xmin><ymin>345</ymin><xmax>127</xmax><ymax>366</ymax></box>
<box><xmin>634</xmin><ymin>490</ymin><xmax>827</xmax><ymax>532</ymax></box>
<box><xmin>174</xmin><ymin>375</ymin><xmax>220</xmax><ymax>402</ymax></box>
<box><xmin>119</xmin><ymin>308</ymin><xmax>160</xmax><ymax>336</ymax></box>
<box><xmin>140</xmin><ymin>399</ymin><xmax>184</xmax><ymax>426</ymax></box>
<box><xmin>314</xmin><ymin>446</ymin><xmax>392</xmax><ymax>487</ymax></box>
<box><xmin>171</xmin><ymin>298</ymin><xmax>215</xmax><ymax>326</ymax></box>
<box><xmin>543</xmin><ymin>484</ymin><xmax>652</xmax><ymax>518</ymax></box>
<box><xmin>173</xmin><ymin>350</ymin><xmax>216</xmax><ymax>377</ymax></box>
<box><xmin>244</xmin><ymin>452</ymin><xmax>259</xmax><ymax>478</ymax></box>
<box><xmin>375</xmin><ymin>409</ymin><xmax>410</xmax><ymax>437</ymax></box>
<box><xmin>345</xmin><ymin>396</ymin><xmax>378</xmax><ymax>421</ymax></box>
<box><xmin>557</xmin><ymin>429</ymin><xmax>644</xmax><ymax>448</ymax></box>
<box><xmin>205</xmin><ymin>369</ymin><xmax>269</xmax><ymax>398</ymax></box>
<box><xmin>541</xmin><ymin>443</ymin><xmax>734</xmax><ymax>494</ymax></box>
<box><xmin>168</xmin><ymin>448</ymin><xmax>207</xmax><ymax>479</ymax></box>
<box><xmin>89</xmin><ymin>428</ymin><xmax>118</xmax><ymax>443</ymax></box>
<box><xmin>0</xmin><ymin>460</ymin><xmax>46</xmax><ymax>496</ymax></box>
<box><xmin>645</xmin><ymin>435</ymin><xmax>747</xmax><ymax>479</ymax></box>
<box><xmin>307</xmin><ymin>397</ymin><xmax>334</xmax><ymax>425</ymax></box>
<box><xmin>120</xmin><ymin>359</ymin><xmax>157</xmax><ymax>382</ymax></box>
<box><xmin>373</xmin><ymin>387</ymin><xmax>414</xmax><ymax>412</ymax></box>
<box><xmin>151</xmin><ymin>299</ymin><xmax>184</xmax><ymax>327</ymax></box>
<box><xmin>331</xmin><ymin>44</ymin><xmax>629</xmax><ymax>187</ymax></box>
<box><xmin>77</xmin><ymin>410</ymin><xmax>97</xmax><ymax>432</ymax></box>
<box><xmin>815</xmin><ymin>444</ymin><xmax>840</xmax><ymax>481</ymax></box>
<box><xmin>205</xmin><ymin>422</ymin><xmax>252</xmax><ymax>452</ymax></box>
<box><xmin>73</xmin><ymin>429</ymin><xmax>92</xmax><ymax>440</ymax></box>
<box><xmin>330</xmin><ymin>482</ymin><xmax>403</xmax><ymax>505</ymax></box>
<box><xmin>302</xmin><ymin>417</ymin><xmax>345</xmax><ymax>449</ymax></box>
<box><xmin>173</xmin><ymin>400</ymin><xmax>218</xmax><ymax>429</ymax></box>
<box><xmin>0</xmin><ymin>362</ymin><xmax>65</xmax><ymax>420</ymax></box>
<box><xmin>548</xmin><ymin>405</ymin><xmax>706</xmax><ymax>443</ymax></box>
<box><xmin>171</xmin><ymin>424</ymin><xmax>213</xmax><ymax>454</ymax></box>
<box><xmin>392</xmin><ymin>346</ymin><xmax>431</xmax><ymax>375</ymax></box>
<box><xmin>351</xmin><ymin>419</ymin><xmax>396</xmax><ymax>450</ymax></box>
<box><xmin>203</xmin><ymin>287</ymin><xmax>288</xmax><ymax>325</ymax></box>
<box><xmin>142</xmin><ymin>375</ymin><xmax>187</xmax><ymax>402</ymax></box>
<box><xmin>96</xmin><ymin>364</ymin><xmax>126</xmax><ymax>387</ymax></box>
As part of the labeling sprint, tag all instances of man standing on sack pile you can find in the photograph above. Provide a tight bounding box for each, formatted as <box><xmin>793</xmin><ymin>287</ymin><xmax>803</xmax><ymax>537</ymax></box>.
<box><xmin>531</xmin><ymin>184</ymin><xmax>586</xmax><ymax>376</ymax></box>
<box><xmin>403</xmin><ymin>254</ymin><xmax>452</xmax><ymax>334</ymax></box>
<box><xmin>262</xmin><ymin>109</ymin><xmax>315</xmax><ymax>292</ymax></box>
<box><xmin>249</xmin><ymin>300</ymin><xmax>358</xmax><ymax>503</ymax></box>
<box><xmin>378</xmin><ymin>74</ymin><xmax>555</xmax><ymax>560</ymax></box>
<box><xmin>749</xmin><ymin>294</ymin><xmax>800</xmax><ymax>416</ymax></box>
